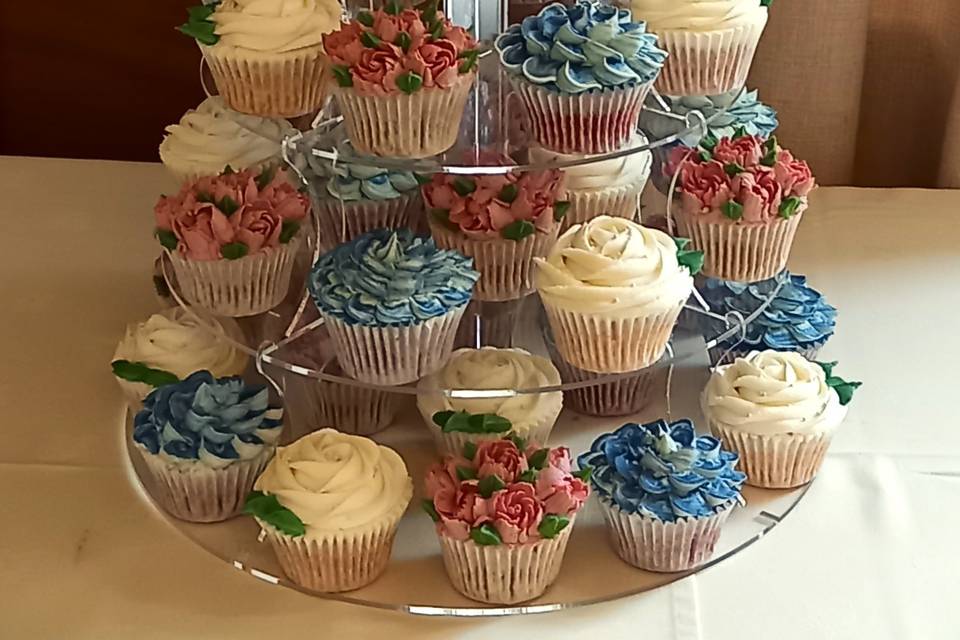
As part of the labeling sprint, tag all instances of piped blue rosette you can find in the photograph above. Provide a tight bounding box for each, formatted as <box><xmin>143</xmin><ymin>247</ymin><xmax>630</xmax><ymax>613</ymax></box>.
<box><xmin>326</xmin><ymin>165</ymin><xmax>421</xmax><ymax>203</ymax></box>
<box><xmin>577</xmin><ymin>419</ymin><xmax>746</xmax><ymax>522</ymax></box>
<box><xmin>133</xmin><ymin>370</ymin><xmax>283</xmax><ymax>469</ymax></box>
<box><xmin>702</xmin><ymin>271</ymin><xmax>837</xmax><ymax>363</ymax></box>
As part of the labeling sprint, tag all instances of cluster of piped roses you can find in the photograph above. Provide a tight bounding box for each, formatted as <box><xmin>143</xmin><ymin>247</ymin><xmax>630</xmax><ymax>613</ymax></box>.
<box><xmin>422</xmin><ymin>163</ymin><xmax>568</xmax><ymax>241</ymax></box>
<box><xmin>154</xmin><ymin>168</ymin><xmax>308</xmax><ymax>261</ymax></box>
<box><xmin>670</xmin><ymin>133</ymin><xmax>816</xmax><ymax>223</ymax></box>
<box><xmin>423</xmin><ymin>437</ymin><xmax>590</xmax><ymax>545</ymax></box>
<box><xmin>323</xmin><ymin>0</ymin><xmax>479</xmax><ymax>96</ymax></box>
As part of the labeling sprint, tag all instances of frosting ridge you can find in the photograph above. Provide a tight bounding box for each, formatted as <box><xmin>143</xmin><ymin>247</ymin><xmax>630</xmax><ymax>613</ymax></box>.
<box><xmin>212</xmin><ymin>0</ymin><xmax>343</xmax><ymax>53</ymax></box>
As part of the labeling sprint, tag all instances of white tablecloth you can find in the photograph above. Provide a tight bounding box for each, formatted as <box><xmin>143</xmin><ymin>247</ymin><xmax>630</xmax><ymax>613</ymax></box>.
<box><xmin>2</xmin><ymin>156</ymin><xmax>957</xmax><ymax>638</ymax></box>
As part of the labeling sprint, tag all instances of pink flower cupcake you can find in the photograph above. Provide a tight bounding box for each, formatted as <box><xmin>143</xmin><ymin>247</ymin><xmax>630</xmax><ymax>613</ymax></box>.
<box><xmin>423</xmin><ymin>438</ymin><xmax>590</xmax><ymax>604</ymax></box>
<box><xmin>422</xmin><ymin>157</ymin><xmax>567</xmax><ymax>301</ymax></box>
<box><xmin>322</xmin><ymin>3</ymin><xmax>479</xmax><ymax>158</ymax></box>
<box><xmin>669</xmin><ymin>134</ymin><xmax>816</xmax><ymax>282</ymax></box>
<box><xmin>154</xmin><ymin>167</ymin><xmax>308</xmax><ymax>316</ymax></box>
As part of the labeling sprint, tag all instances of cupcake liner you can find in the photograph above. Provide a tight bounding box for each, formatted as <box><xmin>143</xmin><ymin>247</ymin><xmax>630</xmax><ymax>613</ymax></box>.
<box><xmin>710</xmin><ymin>422</ymin><xmax>832</xmax><ymax>489</ymax></box>
<box><xmin>562</xmin><ymin>182</ymin><xmax>643</xmax><ymax>231</ymax></box>
<box><xmin>653</xmin><ymin>17</ymin><xmax>767</xmax><ymax>96</ymax></box>
<box><xmin>166</xmin><ymin>239</ymin><xmax>300</xmax><ymax>317</ymax></box>
<box><xmin>321</xmin><ymin>306</ymin><xmax>466</xmax><ymax>385</ymax></box>
<box><xmin>306</xmin><ymin>377</ymin><xmax>402</xmax><ymax>436</ymax></box>
<box><xmin>429</xmin><ymin>220</ymin><xmax>560</xmax><ymax>302</ymax></box>
<box><xmin>709</xmin><ymin>340</ymin><xmax>826</xmax><ymax>367</ymax></box>
<box><xmin>437</xmin><ymin>523</ymin><xmax>574</xmax><ymax>604</ymax></box>
<box><xmin>549</xmin><ymin>347</ymin><xmax>659</xmax><ymax>417</ymax></box>
<box><xmin>542</xmin><ymin>300</ymin><xmax>684</xmax><ymax>373</ymax></box>
<box><xmin>454</xmin><ymin>299</ymin><xmax>521</xmax><ymax>348</ymax></box>
<box><xmin>511</xmin><ymin>78</ymin><xmax>653</xmax><ymax>154</ymax></box>
<box><xmin>599</xmin><ymin>498</ymin><xmax>733</xmax><ymax>572</ymax></box>
<box><xmin>136</xmin><ymin>445</ymin><xmax>273</xmax><ymax>523</ymax></box>
<box><xmin>675</xmin><ymin>211</ymin><xmax>803</xmax><ymax>283</ymax></box>
<box><xmin>200</xmin><ymin>44</ymin><xmax>327</xmax><ymax>118</ymax></box>
<box><xmin>331</xmin><ymin>73</ymin><xmax>475</xmax><ymax>158</ymax></box>
<box><xmin>315</xmin><ymin>193</ymin><xmax>418</xmax><ymax>252</ymax></box>
<box><xmin>258</xmin><ymin>500</ymin><xmax>407</xmax><ymax>593</ymax></box>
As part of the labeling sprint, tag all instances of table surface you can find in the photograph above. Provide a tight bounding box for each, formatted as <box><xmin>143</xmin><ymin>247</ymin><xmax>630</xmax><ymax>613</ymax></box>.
<box><xmin>2</xmin><ymin>156</ymin><xmax>958</xmax><ymax>639</ymax></box>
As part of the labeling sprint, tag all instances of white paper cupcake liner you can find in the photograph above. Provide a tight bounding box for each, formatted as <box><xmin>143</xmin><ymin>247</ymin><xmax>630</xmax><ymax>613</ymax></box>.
<box><xmin>653</xmin><ymin>17</ymin><xmax>767</xmax><ymax>96</ymax></box>
<box><xmin>429</xmin><ymin>220</ymin><xmax>559</xmax><ymax>302</ymax></box>
<box><xmin>200</xmin><ymin>44</ymin><xmax>327</xmax><ymax>118</ymax></box>
<box><xmin>599</xmin><ymin>498</ymin><xmax>733</xmax><ymax>572</ymax></box>
<box><xmin>137</xmin><ymin>445</ymin><xmax>274</xmax><ymax>523</ymax></box>
<box><xmin>710</xmin><ymin>422</ymin><xmax>832</xmax><ymax>489</ymax></box>
<box><xmin>315</xmin><ymin>193</ymin><xmax>418</xmax><ymax>252</ymax></box>
<box><xmin>542</xmin><ymin>300</ymin><xmax>684</xmax><ymax>373</ymax></box>
<box><xmin>562</xmin><ymin>181</ymin><xmax>644</xmax><ymax>231</ymax></box>
<box><xmin>166</xmin><ymin>238</ymin><xmax>300</xmax><ymax>317</ymax></box>
<box><xmin>258</xmin><ymin>499</ymin><xmax>407</xmax><ymax>593</ymax></box>
<box><xmin>321</xmin><ymin>306</ymin><xmax>466</xmax><ymax>385</ymax></box>
<box><xmin>453</xmin><ymin>299</ymin><xmax>521</xmax><ymax>349</ymax></box>
<box><xmin>512</xmin><ymin>78</ymin><xmax>653</xmax><ymax>154</ymax></box>
<box><xmin>550</xmin><ymin>351</ymin><xmax>659</xmax><ymax>417</ymax></box>
<box><xmin>306</xmin><ymin>377</ymin><xmax>402</xmax><ymax>436</ymax></box>
<box><xmin>331</xmin><ymin>73</ymin><xmax>475</xmax><ymax>158</ymax></box>
<box><xmin>710</xmin><ymin>341</ymin><xmax>825</xmax><ymax>367</ymax></box>
<box><xmin>437</xmin><ymin>522</ymin><xmax>574</xmax><ymax>604</ymax></box>
<box><xmin>675</xmin><ymin>211</ymin><xmax>803</xmax><ymax>283</ymax></box>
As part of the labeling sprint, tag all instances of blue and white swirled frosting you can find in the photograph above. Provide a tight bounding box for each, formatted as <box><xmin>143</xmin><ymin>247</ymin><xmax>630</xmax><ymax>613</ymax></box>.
<box><xmin>326</xmin><ymin>165</ymin><xmax>421</xmax><ymax>202</ymax></box>
<box><xmin>642</xmin><ymin>88</ymin><xmax>779</xmax><ymax>146</ymax></box>
<box><xmin>703</xmin><ymin>271</ymin><xmax>837</xmax><ymax>354</ymax></box>
<box><xmin>133</xmin><ymin>371</ymin><xmax>283</xmax><ymax>469</ymax></box>
<box><xmin>309</xmin><ymin>229</ymin><xmax>480</xmax><ymax>328</ymax></box>
<box><xmin>577</xmin><ymin>419</ymin><xmax>746</xmax><ymax>522</ymax></box>
<box><xmin>494</xmin><ymin>1</ymin><xmax>667</xmax><ymax>94</ymax></box>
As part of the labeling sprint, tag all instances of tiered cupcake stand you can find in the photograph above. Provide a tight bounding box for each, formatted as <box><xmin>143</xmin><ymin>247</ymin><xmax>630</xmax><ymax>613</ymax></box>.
<box><xmin>125</xmin><ymin>0</ymin><xmax>811</xmax><ymax>617</ymax></box>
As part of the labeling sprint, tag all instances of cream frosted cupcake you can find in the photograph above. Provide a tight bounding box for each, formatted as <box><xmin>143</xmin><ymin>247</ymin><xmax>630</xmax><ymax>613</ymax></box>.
<box><xmin>112</xmin><ymin>307</ymin><xmax>248</xmax><ymax>408</ymax></box>
<box><xmin>417</xmin><ymin>347</ymin><xmax>563</xmax><ymax>455</ymax></box>
<box><xmin>629</xmin><ymin>0</ymin><xmax>769</xmax><ymax>96</ymax></box>
<box><xmin>159</xmin><ymin>97</ymin><xmax>294</xmax><ymax>183</ymax></box>
<box><xmin>528</xmin><ymin>134</ymin><xmax>652</xmax><ymax>231</ymax></box>
<box><xmin>179</xmin><ymin>0</ymin><xmax>342</xmax><ymax>117</ymax></box>
<box><xmin>535</xmin><ymin>216</ymin><xmax>701</xmax><ymax>373</ymax></box>
<box><xmin>132</xmin><ymin>371</ymin><xmax>283</xmax><ymax>522</ymax></box>
<box><xmin>322</xmin><ymin>5</ymin><xmax>478</xmax><ymax>158</ymax></box>
<box><xmin>702</xmin><ymin>350</ymin><xmax>861</xmax><ymax>488</ymax></box>
<box><xmin>246</xmin><ymin>429</ymin><xmax>412</xmax><ymax>593</ymax></box>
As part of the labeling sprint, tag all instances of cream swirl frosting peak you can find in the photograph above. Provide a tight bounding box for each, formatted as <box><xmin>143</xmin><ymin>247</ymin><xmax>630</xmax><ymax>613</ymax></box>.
<box><xmin>702</xmin><ymin>350</ymin><xmax>847</xmax><ymax>437</ymax></box>
<box><xmin>629</xmin><ymin>0</ymin><xmax>768</xmax><ymax>31</ymax></box>
<box><xmin>254</xmin><ymin>429</ymin><xmax>412</xmax><ymax>536</ymax></box>
<box><xmin>212</xmin><ymin>0</ymin><xmax>343</xmax><ymax>53</ymax></box>
<box><xmin>535</xmin><ymin>216</ymin><xmax>694</xmax><ymax>317</ymax></box>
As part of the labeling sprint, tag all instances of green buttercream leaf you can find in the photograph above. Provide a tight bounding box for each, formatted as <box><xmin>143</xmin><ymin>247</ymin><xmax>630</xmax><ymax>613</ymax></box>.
<box><xmin>572</xmin><ymin>466</ymin><xmax>592</xmax><ymax>483</ymax></box>
<box><xmin>279</xmin><ymin>220</ymin><xmax>300</xmax><ymax>244</ymax></box>
<box><xmin>724</xmin><ymin>163</ymin><xmax>744</xmax><ymax>177</ymax></box>
<box><xmin>255</xmin><ymin>165</ymin><xmax>277</xmax><ymax>190</ymax></box>
<box><xmin>816</xmin><ymin>361</ymin><xmax>861</xmax><ymax>406</ymax></box>
<box><xmin>462</xmin><ymin>441</ymin><xmax>477</xmax><ymax>461</ymax></box>
<box><xmin>538</xmin><ymin>514</ymin><xmax>570</xmax><ymax>539</ymax></box>
<box><xmin>765</xmin><ymin>135</ymin><xmax>779</xmax><ymax>153</ymax></box>
<box><xmin>196</xmin><ymin>191</ymin><xmax>215</xmax><ymax>204</ymax></box>
<box><xmin>815</xmin><ymin>361</ymin><xmax>837</xmax><ymax>378</ymax></box>
<box><xmin>332</xmin><ymin>65</ymin><xmax>354</xmax><ymax>88</ymax></box>
<box><xmin>221</xmin><ymin>242</ymin><xmax>248</xmax><ymax>260</ymax></box>
<box><xmin>432</xmin><ymin>410</ymin><xmax>455</xmax><ymax>427</ymax></box>
<box><xmin>721</xmin><ymin>200</ymin><xmax>744</xmax><ymax>221</ymax></box>
<box><xmin>501</xmin><ymin>219</ymin><xmax>535</xmax><ymax>242</ymax></box>
<box><xmin>422</xmin><ymin>498</ymin><xmax>440</xmax><ymax>522</ymax></box>
<box><xmin>553</xmin><ymin>200</ymin><xmax>571</xmax><ymax>222</ymax></box>
<box><xmin>360</xmin><ymin>30</ymin><xmax>382</xmax><ymax>48</ymax></box>
<box><xmin>761</xmin><ymin>147</ymin><xmax>777</xmax><ymax>167</ymax></box>
<box><xmin>357</xmin><ymin>11</ymin><xmax>374</xmax><ymax>27</ymax></box>
<box><xmin>527</xmin><ymin>448</ymin><xmax>549</xmax><ymax>470</ymax></box>
<box><xmin>673</xmin><ymin>237</ymin><xmax>691</xmax><ymax>251</ymax></box>
<box><xmin>507</xmin><ymin>433</ymin><xmax>527</xmax><ymax>451</ymax></box>
<box><xmin>733</xmin><ymin>125</ymin><xmax>748</xmax><ymax>139</ymax></box>
<box><xmin>243</xmin><ymin>491</ymin><xmax>306</xmax><ymax>537</ymax></box>
<box><xmin>760</xmin><ymin>0</ymin><xmax>774</xmax><ymax>7</ymax></box>
<box><xmin>111</xmin><ymin>360</ymin><xmax>180</xmax><ymax>388</ymax></box>
<box><xmin>470</xmin><ymin>523</ymin><xmax>502</xmax><ymax>546</ymax></box>
<box><xmin>385</xmin><ymin>0</ymin><xmax>402</xmax><ymax>15</ymax></box>
<box><xmin>395</xmin><ymin>31</ymin><xmax>412</xmax><ymax>53</ymax></box>
<box><xmin>697</xmin><ymin>149</ymin><xmax>712</xmax><ymax>163</ymax></box>
<box><xmin>518</xmin><ymin>468</ymin><xmax>538</xmax><ymax>484</ymax></box>
<box><xmin>222</xmin><ymin>164</ymin><xmax>235</xmax><ymax>175</ymax></box>
<box><xmin>156</xmin><ymin>228</ymin><xmax>179</xmax><ymax>251</ymax></box>
<box><xmin>468</xmin><ymin>413</ymin><xmax>512</xmax><ymax>434</ymax></box>
<box><xmin>452</xmin><ymin>177</ymin><xmax>476</xmax><ymax>197</ymax></box>
<box><xmin>459</xmin><ymin>57</ymin><xmax>477</xmax><ymax>74</ymax></box>
<box><xmin>187</xmin><ymin>4</ymin><xmax>215</xmax><ymax>21</ymax></box>
<box><xmin>456</xmin><ymin>465</ymin><xmax>477</xmax><ymax>481</ymax></box>
<box><xmin>413</xmin><ymin>173</ymin><xmax>431</xmax><ymax>185</ymax></box>
<box><xmin>396</xmin><ymin>71</ymin><xmax>423</xmax><ymax>95</ymax></box>
<box><xmin>177</xmin><ymin>4</ymin><xmax>219</xmax><ymax>46</ymax></box>
<box><xmin>217</xmin><ymin>195</ymin><xmax>239</xmax><ymax>216</ymax></box>
<box><xmin>779</xmin><ymin>195</ymin><xmax>803</xmax><ymax>219</ymax></box>
<box><xmin>429</xmin><ymin>19</ymin><xmax>444</xmax><ymax>41</ymax></box>
<box><xmin>498</xmin><ymin>183</ymin><xmax>518</xmax><ymax>203</ymax></box>
<box><xmin>700</xmin><ymin>132</ymin><xmax>718</xmax><ymax>152</ymax></box>
<box><xmin>477</xmin><ymin>474</ymin><xmax>506</xmax><ymax>499</ymax></box>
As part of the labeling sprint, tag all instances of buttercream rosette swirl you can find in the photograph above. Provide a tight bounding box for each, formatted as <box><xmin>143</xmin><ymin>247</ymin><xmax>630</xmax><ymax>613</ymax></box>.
<box><xmin>629</xmin><ymin>0</ymin><xmax>767</xmax><ymax>32</ymax></box>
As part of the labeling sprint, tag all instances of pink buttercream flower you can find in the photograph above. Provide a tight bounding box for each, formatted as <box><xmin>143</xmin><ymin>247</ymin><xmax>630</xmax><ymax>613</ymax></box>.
<box><xmin>712</xmin><ymin>135</ymin><xmax>764</xmax><ymax>168</ymax></box>
<box><xmin>679</xmin><ymin>160</ymin><xmax>733</xmax><ymax>214</ymax></box>
<box><xmin>352</xmin><ymin>45</ymin><xmax>404</xmax><ymax>96</ymax></box>
<box><xmin>489</xmin><ymin>483</ymin><xmax>543</xmax><ymax>544</ymax></box>
<box><xmin>732</xmin><ymin>166</ymin><xmax>783</xmax><ymax>222</ymax></box>
<box><xmin>774</xmin><ymin>149</ymin><xmax>816</xmax><ymax>198</ymax></box>
<box><xmin>434</xmin><ymin>481</ymin><xmax>486</xmax><ymax>541</ymax></box>
<box><xmin>424</xmin><ymin>462</ymin><xmax>458</xmax><ymax>500</ymax></box>
<box><xmin>404</xmin><ymin>39</ymin><xmax>460</xmax><ymax>89</ymax></box>
<box><xmin>475</xmin><ymin>440</ymin><xmax>528</xmax><ymax>483</ymax></box>
<box><xmin>535</xmin><ymin>465</ymin><xmax>589</xmax><ymax>516</ymax></box>
<box><xmin>547</xmin><ymin>447</ymin><xmax>573</xmax><ymax>474</ymax></box>
<box><xmin>443</xmin><ymin>25</ymin><xmax>475</xmax><ymax>52</ymax></box>
<box><xmin>322</xmin><ymin>22</ymin><xmax>365</xmax><ymax>67</ymax></box>
<box><xmin>233</xmin><ymin>206</ymin><xmax>282</xmax><ymax>253</ymax></box>
<box><xmin>171</xmin><ymin>204</ymin><xmax>228</xmax><ymax>261</ymax></box>
<box><xmin>374</xmin><ymin>9</ymin><xmax>428</xmax><ymax>51</ymax></box>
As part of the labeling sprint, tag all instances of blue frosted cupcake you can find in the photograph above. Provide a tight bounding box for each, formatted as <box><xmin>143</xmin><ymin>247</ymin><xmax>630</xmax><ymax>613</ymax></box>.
<box><xmin>702</xmin><ymin>271</ymin><xmax>837</xmax><ymax>364</ymax></box>
<box><xmin>308</xmin><ymin>229</ymin><xmax>480</xmax><ymax>385</ymax></box>
<box><xmin>577</xmin><ymin>418</ymin><xmax>745</xmax><ymax>572</ymax></box>
<box><xmin>495</xmin><ymin>1</ymin><xmax>667</xmax><ymax>153</ymax></box>
<box><xmin>132</xmin><ymin>370</ymin><xmax>283</xmax><ymax>523</ymax></box>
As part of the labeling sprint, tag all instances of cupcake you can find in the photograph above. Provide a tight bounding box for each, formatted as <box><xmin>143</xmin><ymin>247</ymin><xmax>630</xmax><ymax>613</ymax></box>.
<box><xmin>112</xmin><ymin>307</ymin><xmax>248</xmax><ymax>408</ymax></box>
<box><xmin>577</xmin><ymin>418</ymin><xmax>746</xmax><ymax>572</ymax></box>
<box><xmin>702</xmin><ymin>350</ymin><xmax>861</xmax><ymax>488</ymax></box>
<box><xmin>308</xmin><ymin>229</ymin><xmax>479</xmax><ymax>385</ymax></box>
<box><xmin>314</xmin><ymin>162</ymin><xmax>423</xmax><ymax>252</ymax></box>
<box><xmin>423</xmin><ymin>438</ymin><xmax>589</xmax><ymax>603</ymax></box>
<box><xmin>417</xmin><ymin>347</ymin><xmax>563</xmax><ymax>454</ymax></box>
<box><xmin>132</xmin><ymin>371</ymin><xmax>283</xmax><ymax>522</ymax></box>
<box><xmin>701</xmin><ymin>271</ymin><xmax>837</xmax><ymax>364</ymax></box>
<box><xmin>495</xmin><ymin>2</ymin><xmax>667</xmax><ymax>154</ymax></box>
<box><xmin>246</xmin><ymin>429</ymin><xmax>412</xmax><ymax>592</ymax></box>
<box><xmin>670</xmin><ymin>133</ymin><xmax>816</xmax><ymax>282</ymax></box>
<box><xmin>178</xmin><ymin>0</ymin><xmax>342</xmax><ymax>117</ymax></box>
<box><xmin>322</xmin><ymin>5</ymin><xmax>479</xmax><ymax>158</ymax></box>
<box><xmin>629</xmin><ymin>0</ymin><xmax>768</xmax><ymax>96</ymax></box>
<box><xmin>154</xmin><ymin>167</ymin><xmax>309</xmax><ymax>317</ymax></box>
<box><xmin>422</xmin><ymin>161</ymin><xmax>566</xmax><ymax>301</ymax></box>
<box><xmin>641</xmin><ymin>88</ymin><xmax>779</xmax><ymax>148</ymax></box>
<box><xmin>535</xmin><ymin>216</ymin><xmax>701</xmax><ymax>373</ymax></box>
<box><xmin>527</xmin><ymin>133</ymin><xmax>651</xmax><ymax>231</ymax></box>
<box><xmin>159</xmin><ymin>97</ymin><xmax>294</xmax><ymax>183</ymax></box>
